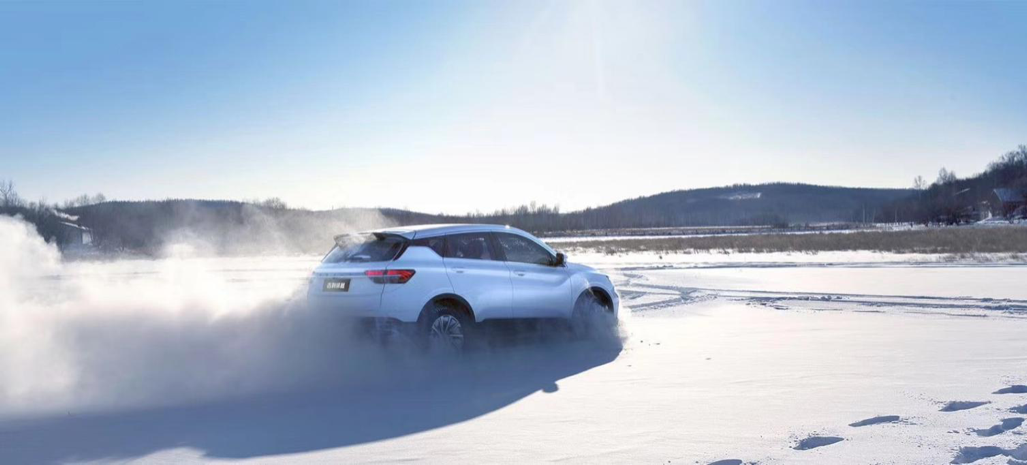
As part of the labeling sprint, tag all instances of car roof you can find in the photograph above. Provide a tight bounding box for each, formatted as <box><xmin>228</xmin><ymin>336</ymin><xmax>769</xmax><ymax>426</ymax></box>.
<box><xmin>370</xmin><ymin>223</ymin><xmax>529</xmax><ymax>239</ymax></box>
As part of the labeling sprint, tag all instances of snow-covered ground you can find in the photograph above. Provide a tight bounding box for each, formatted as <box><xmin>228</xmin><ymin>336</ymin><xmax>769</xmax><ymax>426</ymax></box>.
<box><xmin>2</xmin><ymin>220</ymin><xmax>1026</xmax><ymax>464</ymax></box>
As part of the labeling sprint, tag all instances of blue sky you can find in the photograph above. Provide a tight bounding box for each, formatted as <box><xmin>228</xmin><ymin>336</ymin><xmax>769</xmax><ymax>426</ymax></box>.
<box><xmin>2</xmin><ymin>0</ymin><xmax>1025</xmax><ymax>213</ymax></box>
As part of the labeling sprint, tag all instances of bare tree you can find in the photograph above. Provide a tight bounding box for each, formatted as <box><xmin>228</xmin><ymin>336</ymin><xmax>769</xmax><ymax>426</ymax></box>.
<box><xmin>64</xmin><ymin>194</ymin><xmax>90</xmax><ymax>209</ymax></box>
<box><xmin>261</xmin><ymin>197</ymin><xmax>288</xmax><ymax>210</ymax></box>
<box><xmin>0</xmin><ymin>179</ymin><xmax>22</xmax><ymax>207</ymax></box>
<box><xmin>913</xmin><ymin>176</ymin><xmax>927</xmax><ymax>191</ymax></box>
<box><xmin>61</xmin><ymin>192</ymin><xmax>107</xmax><ymax>209</ymax></box>
<box><xmin>936</xmin><ymin>168</ymin><xmax>957</xmax><ymax>185</ymax></box>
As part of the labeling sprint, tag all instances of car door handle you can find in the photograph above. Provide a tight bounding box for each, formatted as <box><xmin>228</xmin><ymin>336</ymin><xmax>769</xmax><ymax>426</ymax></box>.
<box><xmin>514</xmin><ymin>271</ymin><xmax>526</xmax><ymax>277</ymax></box>
<box><xmin>452</xmin><ymin>267</ymin><xmax>466</xmax><ymax>274</ymax></box>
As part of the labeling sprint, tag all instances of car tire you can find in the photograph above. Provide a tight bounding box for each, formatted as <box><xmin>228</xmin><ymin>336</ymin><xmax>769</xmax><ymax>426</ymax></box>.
<box><xmin>422</xmin><ymin>302</ymin><xmax>472</xmax><ymax>353</ymax></box>
<box><xmin>571</xmin><ymin>291</ymin><xmax>616</xmax><ymax>339</ymax></box>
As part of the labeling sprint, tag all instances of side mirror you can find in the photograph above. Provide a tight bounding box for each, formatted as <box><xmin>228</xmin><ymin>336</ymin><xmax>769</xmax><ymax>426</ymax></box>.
<box><xmin>553</xmin><ymin>252</ymin><xmax>566</xmax><ymax>267</ymax></box>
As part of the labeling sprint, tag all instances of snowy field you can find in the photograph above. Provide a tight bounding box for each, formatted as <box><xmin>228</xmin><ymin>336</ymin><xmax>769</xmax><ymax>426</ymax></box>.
<box><xmin>2</xmin><ymin>220</ymin><xmax>1027</xmax><ymax>464</ymax></box>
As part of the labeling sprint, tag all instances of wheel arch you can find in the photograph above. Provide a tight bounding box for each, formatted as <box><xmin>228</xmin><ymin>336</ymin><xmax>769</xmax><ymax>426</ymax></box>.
<box><xmin>580</xmin><ymin>286</ymin><xmax>614</xmax><ymax>311</ymax></box>
<box><xmin>418</xmin><ymin>293</ymin><xmax>476</xmax><ymax>324</ymax></box>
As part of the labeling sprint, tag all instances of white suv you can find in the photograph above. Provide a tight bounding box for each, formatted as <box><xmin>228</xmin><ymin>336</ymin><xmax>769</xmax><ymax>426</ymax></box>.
<box><xmin>307</xmin><ymin>224</ymin><xmax>618</xmax><ymax>349</ymax></box>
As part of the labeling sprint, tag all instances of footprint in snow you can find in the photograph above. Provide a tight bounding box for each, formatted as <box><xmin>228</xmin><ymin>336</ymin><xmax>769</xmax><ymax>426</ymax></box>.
<box><xmin>941</xmin><ymin>401</ymin><xmax>990</xmax><ymax>412</ymax></box>
<box><xmin>973</xmin><ymin>417</ymin><xmax>1025</xmax><ymax>437</ymax></box>
<box><xmin>849</xmin><ymin>415</ymin><xmax>901</xmax><ymax>427</ymax></box>
<box><xmin>995</xmin><ymin>385</ymin><xmax>1027</xmax><ymax>394</ymax></box>
<box><xmin>793</xmin><ymin>436</ymin><xmax>844</xmax><ymax>450</ymax></box>
<box><xmin>950</xmin><ymin>443</ymin><xmax>1027</xmax><ymax>464</ymax></box>
<box><xmin>1012</xmin><ymin>405</ymin><xmax>1027</xmax><ymax>414</ymax></box>
<box><xmin>708</xmin><ymin>460</ymin><xmax>743</xmax><ymax>465</ymax></box>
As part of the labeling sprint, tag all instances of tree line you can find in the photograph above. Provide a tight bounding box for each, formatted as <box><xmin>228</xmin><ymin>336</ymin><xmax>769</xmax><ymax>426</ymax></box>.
<box><xmin>0</xmin><ymin>179</ymin><xmax>109</xmax><ymax>244</ymax></box>
<box><xmin>883</xmin><ymin>145</ymin><xmax>1027</xmax><ymax>224</ymax></box>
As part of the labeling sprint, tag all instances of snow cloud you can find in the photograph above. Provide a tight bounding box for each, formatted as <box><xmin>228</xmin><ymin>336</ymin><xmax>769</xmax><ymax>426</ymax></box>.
<box><xmin>0</xmin><ymin>216</ymin><xmax>400</xmax><ymax>417</ymax></box>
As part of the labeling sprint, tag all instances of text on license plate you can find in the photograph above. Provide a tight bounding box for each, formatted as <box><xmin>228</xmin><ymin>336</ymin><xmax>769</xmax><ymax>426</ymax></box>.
<box><xmin>323</xmin><ymin>278</ymin><xmax>350</xmax><ymax>292</ymax></box>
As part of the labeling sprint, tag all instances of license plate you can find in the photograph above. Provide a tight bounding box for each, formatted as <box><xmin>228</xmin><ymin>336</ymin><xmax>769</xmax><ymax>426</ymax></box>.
<box><xmin>322</xmin><ymin>278</ymin><xmax>351</xmax><ymax>292</ymax></box>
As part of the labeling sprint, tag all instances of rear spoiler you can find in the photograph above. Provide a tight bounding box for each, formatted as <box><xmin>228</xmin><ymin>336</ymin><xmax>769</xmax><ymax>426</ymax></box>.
<box><xmin>333</xmin><ymin>231</ymin><xmax>408</xmax><ymax>247</ymax></box>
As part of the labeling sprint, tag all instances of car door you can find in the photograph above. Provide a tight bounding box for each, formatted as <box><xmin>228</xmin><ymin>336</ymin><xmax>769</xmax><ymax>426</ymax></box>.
<box><xmin>442</xmin><ymin>232</ymin><xmax>512</xmax><ymax>321</ymax></box>
<box><xmin>493</xmin><ymin>232</ymin><xmax>573</xmax><ymax>318</ymax></box>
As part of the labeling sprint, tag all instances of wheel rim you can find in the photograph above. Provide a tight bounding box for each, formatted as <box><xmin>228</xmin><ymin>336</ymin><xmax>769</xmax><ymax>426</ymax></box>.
<box><xmin>429</xmin><ymin>314</ymin><xmax>464</xmax><ymax>350</ymax></box>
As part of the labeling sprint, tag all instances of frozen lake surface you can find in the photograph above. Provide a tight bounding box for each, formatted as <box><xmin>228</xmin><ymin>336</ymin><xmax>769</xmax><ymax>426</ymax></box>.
<box><xmin>1</xmin><ymin>230</ymin><xmax>1026</xmax><ymax>464</ymax></box>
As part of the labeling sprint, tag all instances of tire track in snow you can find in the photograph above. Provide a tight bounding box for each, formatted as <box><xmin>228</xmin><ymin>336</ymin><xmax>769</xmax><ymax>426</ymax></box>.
<box><xmin>613</xmin><ymin>271</ymin><xmax>716</xmax><ymax>311</ymax></box>
<box><xmin>610</xmin><ymin>267</ymin><xmax>1027</xmax><ymax>318</ymax></box>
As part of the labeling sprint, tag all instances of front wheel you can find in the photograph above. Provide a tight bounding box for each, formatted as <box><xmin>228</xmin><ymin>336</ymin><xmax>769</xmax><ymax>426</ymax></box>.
<box><xmin>571</xmin><ymin>291</ymin><xmax>617</xmax><ymax>339</ymax></box>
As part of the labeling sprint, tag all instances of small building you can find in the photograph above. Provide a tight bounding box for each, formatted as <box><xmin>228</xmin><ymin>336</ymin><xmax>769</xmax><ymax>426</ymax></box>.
<box><xmin>993</xmin><ymin>188</ymin><xmax>1027</xmax><ymax>218</ymax></box>
<box><xmin>57</xmin><ymin>221</ymin><xmax>92</xmax><ymax>247</ymax></box>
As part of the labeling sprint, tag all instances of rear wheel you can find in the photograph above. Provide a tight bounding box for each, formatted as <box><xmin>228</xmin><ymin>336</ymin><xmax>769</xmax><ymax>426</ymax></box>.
<box><xmin>422</xmin><ymin>302</ymin><xmax>471</xmax><ymax>352</ymax></box>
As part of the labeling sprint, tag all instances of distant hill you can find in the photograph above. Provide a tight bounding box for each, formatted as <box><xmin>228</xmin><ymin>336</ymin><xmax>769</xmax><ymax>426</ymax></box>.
<box><xmin>564</xmin><ymin>183</ymin><xmax>914</xmax><ymax>230</ymax></box>
<box><xmin>58</xmin><ymin>183</ymin><xmax>914</xmax><ymax>255</ymax></box>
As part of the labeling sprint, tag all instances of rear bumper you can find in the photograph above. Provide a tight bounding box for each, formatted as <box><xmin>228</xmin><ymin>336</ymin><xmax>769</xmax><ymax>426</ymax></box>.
<box><xmin>306</xmin><ymin>293</ymin><xmax>383</xmax><ymax>318</ymax></box>
<box><xmin>306</xmin><ymin>291</ymin><xmax>425</xmax><ymax>324</ymax></box>
<box><xmin>366</xmin><ymin>317</ymin><xmax>420</xmax><ymax>340</ymax></box>
<box><xmin>303</xmin><ymin>314</ymin><xmax>422</xmax><ymax>342</ymax></box>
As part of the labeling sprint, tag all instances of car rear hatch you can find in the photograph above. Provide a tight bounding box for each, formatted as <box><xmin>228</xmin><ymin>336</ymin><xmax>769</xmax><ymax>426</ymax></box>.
<box><xmin>308</xmin><ymin>232</ymin><xmax>408</xmax><ymax>315</ymax></box>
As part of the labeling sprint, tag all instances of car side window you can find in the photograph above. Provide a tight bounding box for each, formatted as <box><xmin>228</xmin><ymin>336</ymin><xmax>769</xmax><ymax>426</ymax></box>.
<box><xmin>496</xmin><ymin>233</ymin><xmax>553</xmax><ymax>266</ymax></box>
<box><xmin>411</xmin><ymin>237</ymin><xmax>445</xmax><ymax>256</ymax></box>
<box><xmin>444</xmin><ymin>233</ymin><xmax>495</xmax><ymax>261</ymax></box>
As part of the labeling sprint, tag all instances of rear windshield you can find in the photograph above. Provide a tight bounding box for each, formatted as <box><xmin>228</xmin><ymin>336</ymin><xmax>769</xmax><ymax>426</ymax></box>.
<box><xmin>323</xmin><ymin>233</ymin><xmax>406</xmax><ymax>263</ymax></box>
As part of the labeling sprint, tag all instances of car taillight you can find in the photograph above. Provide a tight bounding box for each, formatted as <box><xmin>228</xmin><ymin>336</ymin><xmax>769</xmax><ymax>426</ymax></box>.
<box><xmin>365</xmin><ymin>269</ymin><xmax>415</xmax><ymax>284</ymax></box>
